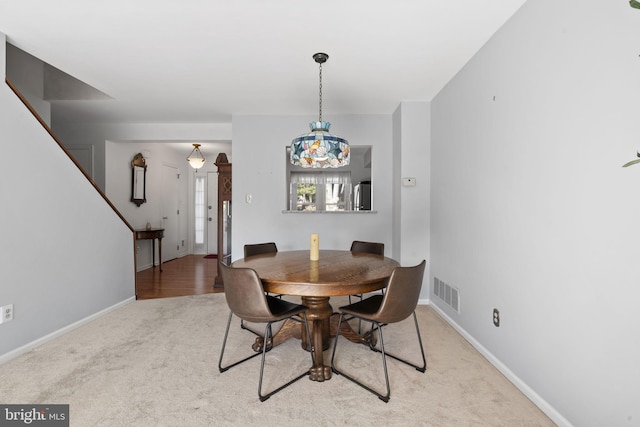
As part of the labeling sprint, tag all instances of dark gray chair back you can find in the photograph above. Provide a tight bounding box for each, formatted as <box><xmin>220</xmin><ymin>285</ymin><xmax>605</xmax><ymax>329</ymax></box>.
<box><xmin>244</xmin><ymin>242</ymin><xmax>278</xmax><ymax>258</ymax></box>
<box><xmin>350</xmin><ymin>240</ymin><xmax>384</xmax><ymax>256</ymax></box>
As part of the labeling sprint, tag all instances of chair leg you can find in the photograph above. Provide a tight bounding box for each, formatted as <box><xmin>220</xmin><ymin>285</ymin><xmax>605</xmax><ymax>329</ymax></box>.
<box><xmin>368</xmin><ymin>312</ymin><xmax>427</xmax><ymax>373</ymax></box>
<box><xmin>240</xmin><ymin>319</ymin><xmax>261</xmax><ymax>337</ymax></box>
<box><xmin>347</xmin><ymin>294</ymin><xmax>365</xmax><ymax>333</ymax></box>
<box><xmin>257</xmin><ymin>313</ymin><xmax>313</xmax><ymax>402</ymax></box>
<box><xmin>218</xmin><ymin>312</ymin><xmax>262</xmax><ymax>373</ymax></box>
<box><xmin>331</xmin><ymin>314</ymin><xmax>391</xmax><ymax>402</ymax></box>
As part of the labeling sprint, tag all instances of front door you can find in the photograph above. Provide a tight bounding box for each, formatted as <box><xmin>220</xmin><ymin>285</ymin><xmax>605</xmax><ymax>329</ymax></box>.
<box><xmin>161</xmin><ymin>164</ymin><xmax>180</xmax><ymax>262</ymax></box>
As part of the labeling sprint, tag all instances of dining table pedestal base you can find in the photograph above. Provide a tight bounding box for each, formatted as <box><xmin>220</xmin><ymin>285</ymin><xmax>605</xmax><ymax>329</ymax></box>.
<box><xmin>301</xmin><ymin>296</ymin><xmax>333</xmax><ymax>382</ymax></box>
<box><xmin>252</xmin><ymin>296</ymin><xmax>379</xmax><ymax>382</ymax></box>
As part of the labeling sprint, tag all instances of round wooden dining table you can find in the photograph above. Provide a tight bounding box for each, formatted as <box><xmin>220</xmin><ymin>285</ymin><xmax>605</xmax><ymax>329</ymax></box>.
<box><xmin>231</xmin><ymin>249</ymin><xmax>400</xmax><ymax>381</ymax></box>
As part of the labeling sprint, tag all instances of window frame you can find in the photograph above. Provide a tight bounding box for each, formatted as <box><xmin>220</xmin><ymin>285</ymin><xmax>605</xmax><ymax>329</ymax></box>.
<box><xmin>289</xmin><ymin>171</ymin><xmax>352</xmax><ymax>212</ymax></box>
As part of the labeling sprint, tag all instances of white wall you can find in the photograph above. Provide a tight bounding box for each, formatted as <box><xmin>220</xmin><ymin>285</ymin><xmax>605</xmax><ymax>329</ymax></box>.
<box><xmin>105</xmin><ymin>140</ymin><xmax>231</xmax><ymax>268</ymax></box>
<box><xmin>231</xmin><ymin>115</ymin><xmax>397</xmax><ymax>258</ymax></box>
<box><xmin>52</xmin><ymin>122</ymin><xmax>232</xmax><ymax>190</ymax></box>
<box><xmin>431</xmin><ymin>1</ymin><xmax>640</xmax><ymax>425</ymax></box>
<box><xmin>0</xmin><ymin>32</ymin><xmax>135</xmax><ymax>358</ymax></box>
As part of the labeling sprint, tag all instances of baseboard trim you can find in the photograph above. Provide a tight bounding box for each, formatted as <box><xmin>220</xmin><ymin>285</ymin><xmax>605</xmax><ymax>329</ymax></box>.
<box><xmin>0</xmin><ymin>297</ymin><xmax>136</xmax><ymax>365</ymax></box>
<box><xmin>427</xmin><ymin>302</ymin><xmax>573</xmax><ymax>427</ymax></box>
<box><xmin>136</xmin><ymin>262</ymin><xmax>153</xmax><ymax>272</ymax></box>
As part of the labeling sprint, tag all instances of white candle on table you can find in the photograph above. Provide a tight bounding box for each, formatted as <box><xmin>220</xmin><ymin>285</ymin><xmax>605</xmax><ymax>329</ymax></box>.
<box><xmin>310</xmin><ymin>233</ymin><xmax>319</xmax><ymax>261</ymax></box>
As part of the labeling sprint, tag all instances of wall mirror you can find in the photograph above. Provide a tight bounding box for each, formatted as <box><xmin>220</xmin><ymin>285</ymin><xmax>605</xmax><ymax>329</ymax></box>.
<box><xmin>285</xmin><ymin>145</ymin><xmax>372</xmax><ymax>212</ymax></box>
<box><xmin>131</xmin><ymin>153</ymin><xmax>147</xmax><ymax>207</ymax></box>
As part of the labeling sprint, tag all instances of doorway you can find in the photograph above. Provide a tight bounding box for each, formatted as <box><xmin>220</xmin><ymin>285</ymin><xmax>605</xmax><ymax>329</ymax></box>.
<box><xmin>206</xmin><ymin>171</ymin><xmax>218</xmax><ymax>255</ymax></box>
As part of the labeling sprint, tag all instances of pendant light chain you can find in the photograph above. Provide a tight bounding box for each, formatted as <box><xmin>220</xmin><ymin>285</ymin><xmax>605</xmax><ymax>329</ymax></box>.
<box><xmin>318</xmin><ymin>62</ymin><xmax>323</xmax><ymax>123</ymax></box>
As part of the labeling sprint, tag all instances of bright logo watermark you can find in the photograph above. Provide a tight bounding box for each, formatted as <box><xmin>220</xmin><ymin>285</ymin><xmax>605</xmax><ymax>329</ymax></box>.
<box><xmin>0</xmin><ymin>405</ymin><xmax>68</xmax><ymax>426</ymax></box>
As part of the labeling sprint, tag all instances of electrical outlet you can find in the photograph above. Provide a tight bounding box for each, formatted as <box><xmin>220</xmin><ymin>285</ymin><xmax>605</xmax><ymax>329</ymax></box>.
<box><xmin>0</xmin><ymin>304</ymin><xmax>14</xmax><ymax>324</ymax></box>
<box><xmin>493</xmin><ymin>308</ymin><xmax>500</xmax><ymax>327</ymax></box>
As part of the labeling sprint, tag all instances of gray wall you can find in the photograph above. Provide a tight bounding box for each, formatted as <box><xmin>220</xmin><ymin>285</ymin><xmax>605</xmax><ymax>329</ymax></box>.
<box><xmin>393</xmin><ymin>102</ymin><xmax>430</xmax><ymax>268</ymax></box>
<box><xmin>232</xmin><ymin>113</ymin><xmax>431</xmax><ymax>301</ymax></box>
<box><xmin>5</xmin><ymin>43</ymin><xmax>51</xmax><ymax>126</ymax></box>
<box><xmin>431</xmin><ymin>0</ymin><xmax>640</xmax><ymax>425</ymax></box>
<box><xmin>0</xmin><ymin>33</ymin><xmax>135</xmax><ymax>359</ymax></box>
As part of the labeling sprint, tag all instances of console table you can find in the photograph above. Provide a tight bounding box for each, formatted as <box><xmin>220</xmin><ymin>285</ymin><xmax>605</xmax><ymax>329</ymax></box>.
<box><xmin>135</xmin><ymin>228</ymin><xmax>164</xmax><ymax>271</ymax></box>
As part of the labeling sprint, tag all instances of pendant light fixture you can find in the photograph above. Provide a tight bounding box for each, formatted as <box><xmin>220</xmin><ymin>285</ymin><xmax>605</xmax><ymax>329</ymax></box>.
<box><xmin>290</xmin><ymin>53</ymin><xmax>350</xmax><ymax>168</ymax></box>
<box><xmin>186</xmin><ymin>143</ymin><xmax>206</xmax><ymax>170</ymax></box>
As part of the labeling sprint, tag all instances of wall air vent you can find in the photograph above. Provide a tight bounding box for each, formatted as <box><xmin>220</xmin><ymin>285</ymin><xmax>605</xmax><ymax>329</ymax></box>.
<box><xmin>433</xmin><ymin>277</ymin><xmax>460</xmax><ymax>313</ymax></box>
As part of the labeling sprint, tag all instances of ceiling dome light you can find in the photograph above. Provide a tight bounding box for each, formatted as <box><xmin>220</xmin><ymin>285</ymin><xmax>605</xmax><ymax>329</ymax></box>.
<box><xmin>187</xmin><ymin>143</ymin><xmax>206</xmax><ymax>170</ymax></box>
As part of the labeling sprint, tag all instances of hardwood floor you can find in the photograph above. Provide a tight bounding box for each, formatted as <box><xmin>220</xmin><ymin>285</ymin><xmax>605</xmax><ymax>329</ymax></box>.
<box><xmin>136</xmin><ymin>255</ymin><xmax>223</xmax><ymax>300</ymax></box>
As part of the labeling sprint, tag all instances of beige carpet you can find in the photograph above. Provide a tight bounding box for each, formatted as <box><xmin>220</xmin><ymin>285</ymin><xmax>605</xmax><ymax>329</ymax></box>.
<box><xmin>0</xmin><ymin>294</ymin><xmax>555</xmax><ymax>426</ymax></box>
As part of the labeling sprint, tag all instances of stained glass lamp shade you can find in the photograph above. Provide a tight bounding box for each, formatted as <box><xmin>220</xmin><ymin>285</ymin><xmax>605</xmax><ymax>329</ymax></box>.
<box><xmin>290</xmin><ymin>121</ymin><xmax>350</xmax><ymax>168</ymax></box>
<box><xmin>290</xmin><ymin>53</ymin><xmax>350</xmax><ymax>169</ymax></box>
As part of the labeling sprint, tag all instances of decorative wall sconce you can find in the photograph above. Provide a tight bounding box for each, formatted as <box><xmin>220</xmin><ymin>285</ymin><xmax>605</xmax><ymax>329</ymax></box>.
<box><xmin>187</xmin><ymin>143</ymin><xmax>206</xmax><ymax>170</ymax></box>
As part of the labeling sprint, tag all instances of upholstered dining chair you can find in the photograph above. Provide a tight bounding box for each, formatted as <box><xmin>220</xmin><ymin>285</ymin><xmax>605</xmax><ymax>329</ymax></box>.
<box><xmin>348</xmin><ymin>240</ymin><xmax>385</xmax><ymax>332</ymax></box>
<box><xmin>330</xmin><ymin>260</ymin><xmax>427</xmax><ymax>402</ymax></box>
<box><xmin>218</xmin><ymin>263</ymin><xmax>313</xmax><ymax>402</ymax></box>
<box><xmin>244</xmin><ymin>242</ymin><xmax>281</xmax><ymax>299</ymax></box>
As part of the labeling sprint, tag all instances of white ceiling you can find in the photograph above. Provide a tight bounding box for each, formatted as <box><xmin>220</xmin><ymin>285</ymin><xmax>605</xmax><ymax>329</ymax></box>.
<box><xmin>0</xmin><ymin>0</ymin><xmax>527</xmax><ymax>125</ymax></box>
